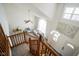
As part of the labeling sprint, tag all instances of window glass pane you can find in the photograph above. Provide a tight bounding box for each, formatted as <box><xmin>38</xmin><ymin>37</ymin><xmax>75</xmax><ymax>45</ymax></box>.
<box><xmin>64</xmin><ymin>7</ymin><xmax>74</xmax><ymax>13</ymax></box>
<box><xmin>72</xmin><ymin>15</ymin><xmax>79</xmax><ymax>21</ymax></box>
<box><xmin>63</xmin><ymin>14</ymin><xmax>71</xmax><ymax>19</ymax></box>
<box><xmin>50</xmin><ymin>30</ymin><xmax>60</xmax><ymax>42</ymax></box>
<box><xmin>74</xmin><ymin>8</ymin><xmax>79</xmax><ymax>14</ymax></box>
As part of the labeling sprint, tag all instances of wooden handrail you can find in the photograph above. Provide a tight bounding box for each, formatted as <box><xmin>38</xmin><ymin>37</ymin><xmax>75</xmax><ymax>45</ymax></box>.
<box><xmin>8</xmin><ymin>32</ymin><xmax>26</xmax><ymax>37</ymax></box>
<box><xmin>8</xmin><ymin>32</ymin><xmax>27</xmax><ymax>48</ymax></box>
<box><xmin>29</xmin><ymin>38</ymin><xmax>40</xmax><ymax>56</ymax></box>
<box><xmin>29</xmin><ymin>35</ymin><xmax>61</xmax><ymax>56</ymax></box>
<box><xmin>8</xmin><ymin>32</ymin><xmax>37</xmax><ymax>48</ymax></box>
<box><xmin>0</xmin><ymin>24</ymin><xmax>10</xmax><ymax>56</ymax></box>
<box><xmin>8</xmin><ymin>31</ymin><xmax>61</xmax><ymax>56</ymax></box>
<box><xmin>39</xmin><ymin>40</ymin><xmax>61</xmax><ymax>56</ymax></box>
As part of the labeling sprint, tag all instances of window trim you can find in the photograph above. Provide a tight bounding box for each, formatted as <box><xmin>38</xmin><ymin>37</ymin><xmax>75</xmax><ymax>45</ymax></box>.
<box><xmin>63</xmin><ymin>7</ymin><xmax>79</xmax><ymax>21</ymax></box>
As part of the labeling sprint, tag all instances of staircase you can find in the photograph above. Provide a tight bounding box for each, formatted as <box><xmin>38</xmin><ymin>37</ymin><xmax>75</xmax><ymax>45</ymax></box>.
<box><xmin>8</xmin><ymin>32</ymin><xmax>61</xmax><ymax>56</ymax></box>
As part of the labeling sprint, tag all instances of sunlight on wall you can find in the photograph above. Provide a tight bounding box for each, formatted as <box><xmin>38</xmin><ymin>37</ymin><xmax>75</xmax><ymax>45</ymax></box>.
<box><xmin>50</xmin><ymin>30</ymin><xmax>60</xmax><ymax>42</ymax></box>
<box><xmin>37</xmin><ymin>19</ymin><xmax>47</xmax><ymax>35</ymax></box>
<box><xmin>67</xmin><ymin>43</ymin><xmax>74</xmax><ymax>49</ymax></box>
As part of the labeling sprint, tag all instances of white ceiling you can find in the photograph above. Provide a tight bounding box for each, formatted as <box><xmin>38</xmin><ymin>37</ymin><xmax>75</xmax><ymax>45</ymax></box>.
<box><xmin>32</xmin><ymin>3</ymin><xmax>57</xmax><ymax>19</ymax></box>
<box><xmin>3</xmin><ymin>3</ymin><xmax>57</xmax><ymax>20</ymax></box>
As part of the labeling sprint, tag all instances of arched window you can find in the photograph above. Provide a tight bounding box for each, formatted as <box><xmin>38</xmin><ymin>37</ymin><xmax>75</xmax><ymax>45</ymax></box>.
<box><xmin>50</xmin><ymin>30</ymin><xmax>60</xmax><ymax>42</ymax></box>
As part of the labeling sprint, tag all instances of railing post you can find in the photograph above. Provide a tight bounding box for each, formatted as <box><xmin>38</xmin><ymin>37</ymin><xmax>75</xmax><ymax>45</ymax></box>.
<box><xmin>23</xmin><ymin>32</ymin><xmax>26</xmax><ymax>43</ymax></box>
<box><xmin>37</xmin><ymin>39</ymin><xmax>40</xmax><ymax>56</ymax></box>
<box><xmin>29</xmin><ymin>38</ymin><xmax>31</xmax><ymax>53</ymax></box>
<box><xmin>39</xmin><ymin>34</ymin><xmax>42</xmax><ymax>41</ymax></box>
<box><xmin>37</xmin><ymin>34</ymin><xmax>42</xmax><ymax>56</ymax></box>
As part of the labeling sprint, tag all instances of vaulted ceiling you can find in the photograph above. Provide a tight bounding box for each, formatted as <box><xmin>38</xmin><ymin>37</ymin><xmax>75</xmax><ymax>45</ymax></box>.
<box><xmin>3</xmin><ymin>3</ymin><xmax>57</xmax><ymax>20</ymax></box>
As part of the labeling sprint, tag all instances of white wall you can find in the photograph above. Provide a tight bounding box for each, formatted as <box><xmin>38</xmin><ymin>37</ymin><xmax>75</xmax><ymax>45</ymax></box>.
<box><xmin>33</xmin><ymin>3</ymin><xmax>57</xmax><ymax>19</ymax></box>
<box><xmin>3</xmin><ymin>3</ymin><xmax>53</xmax><ymax>34</ymax></box>
<box><xmin>47</xmin><ymin>3</ymin><xmax>79</xmax><ymax>56</ymax></box>
<box><xmin>32</xmin><ymin>3</ymin><xmax>57</xmax><ymax>37</ymax></box>
<box><xmin>0</xmin><ymin>4</ymin><xmax>9</xmax><ymax>35</ymax></box>
<box><xmin>3</xmin><ymin>4</ymin><xmax>36</xmax><ymax>34</ymax></box>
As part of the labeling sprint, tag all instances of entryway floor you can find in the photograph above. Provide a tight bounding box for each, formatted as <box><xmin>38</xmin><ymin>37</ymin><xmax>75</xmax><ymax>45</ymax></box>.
<box><xmin>11</xmin><ymin>43</ymin><xmax>32</xmax><ymax>56</ymax></box>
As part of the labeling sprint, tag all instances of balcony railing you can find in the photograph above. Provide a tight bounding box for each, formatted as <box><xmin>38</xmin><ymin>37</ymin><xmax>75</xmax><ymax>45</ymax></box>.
<box><xmin>8</xmin><ymin>32</ymin><xmax>61</xmax><ymax>56</ymax></box>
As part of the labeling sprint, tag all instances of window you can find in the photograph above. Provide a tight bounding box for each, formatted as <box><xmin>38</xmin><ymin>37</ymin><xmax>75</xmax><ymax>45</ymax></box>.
<box><xmin>64</xmin><ymin>7</ymin><xmax>74</xmax><ymax>13</ymax></box>
<box><xmin>37</xmin><ymin>19</ymin><xmax>47</xmax><ymax>35</ymax></box>
<box><xmin>50</xmin><ymin>30</ymin><xmax>60</xmax><ymax>42</ymax></box>
<box><xmin>63</xmin><ymin>7</ymin><xmax>79</xmax><ymax>21</ymax></box>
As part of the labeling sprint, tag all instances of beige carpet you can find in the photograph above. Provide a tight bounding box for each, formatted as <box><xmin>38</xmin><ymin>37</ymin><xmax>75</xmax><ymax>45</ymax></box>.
<box><xmin>11</xmin><ymin>43</ymin><xmax>32</xmax><ymax>56</ymax></box>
